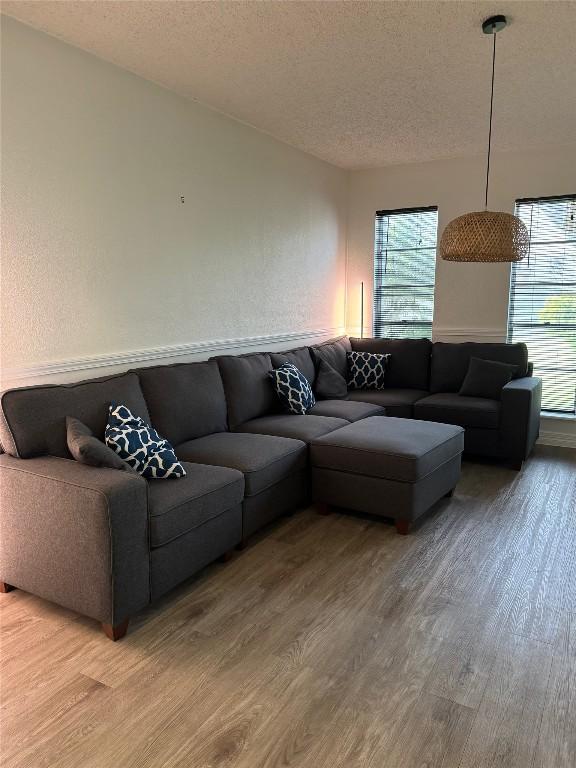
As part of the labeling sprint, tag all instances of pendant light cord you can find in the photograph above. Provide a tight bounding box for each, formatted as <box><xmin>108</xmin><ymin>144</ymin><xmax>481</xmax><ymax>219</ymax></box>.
<box><xmin>484</xmin><ymin>27</ymin><xmax>497</xmax><ymax>210</ymax></box>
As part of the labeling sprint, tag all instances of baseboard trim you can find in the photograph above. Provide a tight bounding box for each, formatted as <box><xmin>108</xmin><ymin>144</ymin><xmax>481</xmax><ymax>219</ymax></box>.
<box><xmin>1</xmin><ymin>327</ymin><xmax>340</xmax><ymax>385</ymax></box>
<box><xmin>537</xmin><ymin>430</ymin><xmax>576</xmax><ymax>449</ymax></box>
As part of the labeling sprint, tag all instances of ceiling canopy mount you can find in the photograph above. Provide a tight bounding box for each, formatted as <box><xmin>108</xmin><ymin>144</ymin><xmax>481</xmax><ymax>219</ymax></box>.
<box><xmin>482</xmin><ymin>15</ymin><xmax>508</xmax><ymax>35</ymax></box>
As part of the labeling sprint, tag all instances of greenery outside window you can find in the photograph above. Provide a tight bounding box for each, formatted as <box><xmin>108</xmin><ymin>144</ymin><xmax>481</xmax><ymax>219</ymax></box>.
<box><xmin>508</xmin><ymin>195</ymin><xmax>576</xmax><ymax>415</ymax></box>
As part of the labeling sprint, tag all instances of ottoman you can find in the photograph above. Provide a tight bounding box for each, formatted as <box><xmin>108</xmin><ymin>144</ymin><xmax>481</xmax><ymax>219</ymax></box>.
<box><xmin>310</xmin><ymin>416</ymin><xmax>464</xmax><ymax>534</ymax></box>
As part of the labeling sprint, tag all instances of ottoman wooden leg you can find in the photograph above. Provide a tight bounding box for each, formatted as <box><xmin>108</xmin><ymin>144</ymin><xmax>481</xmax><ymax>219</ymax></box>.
<box><xmin>102</xmin><ymin>618</ymin><xmax>129</xmax><ymax>641</ymax></box>
<box><xmin>316</xmin><ymin>502</ymin><xmax>332</xmax><ymax>516</ymax></box>
<box><xmin>395</xmin><ymin>519</ymin><xmax>411</xmax><ymax>535</ymax></box>
<box><xmin>0</xmin><ymin>582</ymin><xmax>15</xmax><ymax>593</ymax></box>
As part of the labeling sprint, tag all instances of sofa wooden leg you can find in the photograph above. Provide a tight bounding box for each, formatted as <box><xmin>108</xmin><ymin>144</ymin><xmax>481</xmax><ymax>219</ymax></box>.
<box><xmin>395</xmin><ymin>519</ymin><xmax>411</xmax><ymax>535</ymax></box>
<box><xmin>102</xmin><ymin>618</ymin><xmax>129</xmax><ymax>641</ymax></box>
<box><xmin>218</xmin><ymin>550</ymin><xmax>234</xmax><ymax>563</ymax></box>
<box><xmin>316</xmin><ymin>502</ymin><xmax>332</xmax><ymax>516</ymax></box>
<box><xmin>0</xmin><ymin>582</ymin><xmax>15</xmax><ymax>593</ymax></box>
<box><xmin>444</xmin><ymin>487</ymin><xmax>455</xmax><ymax>498</ymax></box>
<box><xmin>236</xmin><ymin>541</ymin><xmax>247</xmax><ymax>551</ymax></box>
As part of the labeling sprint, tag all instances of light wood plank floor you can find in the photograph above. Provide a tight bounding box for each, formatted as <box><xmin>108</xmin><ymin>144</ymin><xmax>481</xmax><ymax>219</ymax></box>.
<box><xmin>1</xmin><ymin>446</ymin><xmax>575</xmax><ymax>768</ymax></box>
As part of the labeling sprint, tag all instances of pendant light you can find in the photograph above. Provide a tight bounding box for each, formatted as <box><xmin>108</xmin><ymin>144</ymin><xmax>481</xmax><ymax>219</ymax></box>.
<box><xmin>440</xmin><ymin>15</ymin><xmax>529</xmax><ymax>262</ymax></box>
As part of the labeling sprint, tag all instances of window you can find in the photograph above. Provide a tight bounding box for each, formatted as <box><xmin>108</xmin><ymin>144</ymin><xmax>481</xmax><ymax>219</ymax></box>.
<box><xmin>508</xmin><ymin>195</ymin><xmax>576</xmax><ymax>415</ymax></box>
<box><xmin>373</xmin><ymin>206</ymin><xmax>438</xmax><ymax>339</ymax></box>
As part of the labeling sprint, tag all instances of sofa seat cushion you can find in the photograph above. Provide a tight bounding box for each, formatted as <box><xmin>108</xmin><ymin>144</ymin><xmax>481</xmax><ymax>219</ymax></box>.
<box><xmin>235</xmin><ymin>414</ymin><xmax>349</xmax><ymax>443</ymax></box>
<box><xmin>414</xmin><ymin>393</ymin><xmax>501</xmax><ymax>429</ymax></box>
<box><xmin>176</xmin><ymin>432</ymin><xmax>306</xmax><ymax>496</ymax></box>
<box><xmin>347</xmin><ymin>389</ymin><xmax>429</xmax><ymax>417</ymax></box>
<box><xmin>310</xmin><ymin>416</ymin><xmax>464</xmax><ymax>483</ymax></box>
<box><xmin>307</xmin><ymin>400</ymin><xmax>385</xmax><ymax>422</ymax></box>
<box><xmin>148</xmin><ymin>461</ymin><xmax>244</xmax><ymax>547</ymax></box>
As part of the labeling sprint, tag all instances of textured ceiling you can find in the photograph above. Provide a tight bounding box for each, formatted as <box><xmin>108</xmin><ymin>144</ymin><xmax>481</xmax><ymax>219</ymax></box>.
<box><xmin>2</xmin><ymin>1</ymin><xmax>575</xmax><ymax>169</ymax></box>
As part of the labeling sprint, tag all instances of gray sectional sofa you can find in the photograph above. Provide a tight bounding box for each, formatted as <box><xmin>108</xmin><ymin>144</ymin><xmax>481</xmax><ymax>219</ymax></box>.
<box><xmin>0</xmin><ymin>336</ymin><xmax>541</xmax><ymax>639</ymax></box>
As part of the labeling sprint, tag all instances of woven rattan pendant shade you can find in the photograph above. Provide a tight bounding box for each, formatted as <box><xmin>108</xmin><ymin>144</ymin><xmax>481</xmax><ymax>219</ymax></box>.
<box><xmin>440</xmin><ymin>210</ymin><xmax>529</xmax><ymax>262</ymax></box>
<box><xmin>440</xmin><ymin>15</ymin><xmax>528</xmax><ymax>263</ymax></box>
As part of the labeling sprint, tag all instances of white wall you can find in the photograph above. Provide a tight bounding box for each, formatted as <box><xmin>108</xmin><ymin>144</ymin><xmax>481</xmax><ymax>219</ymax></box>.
<box><xmin>346</xmin><ymin>145</ymin><xmax>576</xmax><ymax>444</ymax></box>
<box><xmin>2</xmin><ymin>18</ymin><xmax>573</xmax><ymax>445</ymax></box>
<box><xmin>0</xmin><ymin>17</ymin><xmax>348</xmax><ymax>388</ymax></box>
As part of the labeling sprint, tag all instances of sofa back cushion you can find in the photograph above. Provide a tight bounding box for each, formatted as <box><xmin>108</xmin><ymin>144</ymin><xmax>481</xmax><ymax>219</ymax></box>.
<box><xmin>270</xmin><ymin>346</ymin><xmax>316</xmax><ymax>385</ymax></box>
<box><xmin>310</xmin><ymin>336</ymin><xmax>351</xmax><ymax>380</ymax></box>
<box><xmin>0</xmin><ymin>372</ymin><xmax>150</xmax><ymax>459</ymax></box>
<box><xmin>135</xmin><ymin>360</ymin><xmax>228</xmax><ymax>446</ymax></box>
<box><xmin>430</xmin><ymin>342</ymin><xmax>529</xmax><ymax>393</ymax></box>
<box><xmin>216</xmin><ymin>352</ymin><xmax>278</xmax><ymax>429</ymax></box>
<box><xmin>350</xmin><ymin>337</ymin><xmax>432</xmax><ymax>390</ymax></box>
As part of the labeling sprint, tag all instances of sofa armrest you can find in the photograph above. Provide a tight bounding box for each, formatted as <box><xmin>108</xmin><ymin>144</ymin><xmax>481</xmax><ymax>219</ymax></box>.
<box><xmin>0</xmin><ymin>455</ymin><xmax>149</xmax><ymax>625</ymax></box>
<box><xmin>501</xmin><ymin>377</ymin><xmax>542</xmax><ymax>461</ymax></box>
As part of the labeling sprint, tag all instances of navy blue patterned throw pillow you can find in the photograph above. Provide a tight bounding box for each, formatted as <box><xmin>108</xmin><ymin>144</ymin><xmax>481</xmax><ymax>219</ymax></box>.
<box><xmin>105</xmin><ymin>403</ymin><xmax>186</xmax><ymax>479</ymax></box>
<box><xmin>347</xmin><ymin>351</ymin><xmax>390</xmax><ymax>390</ymax></box>
<box><xmin>269</xmin><ymin>362</ymin><xmax>316</xmax><ymax>415</ymax></box>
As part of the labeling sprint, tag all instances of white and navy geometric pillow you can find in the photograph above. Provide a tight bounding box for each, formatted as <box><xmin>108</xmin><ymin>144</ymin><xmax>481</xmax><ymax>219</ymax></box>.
<box><xmin>347</xmin><ymin>351</ymin><xmax>390</xmax><ymax>390</ymax></box>
<box><xmin>269</xmin><ymin>362</ymin><xmax>316</xmax><ymax>415</ymax></box>
<box><xmin>105</xmin><ymin>403</ymin><xmax>186</xmax><ymax>479</ymax></box>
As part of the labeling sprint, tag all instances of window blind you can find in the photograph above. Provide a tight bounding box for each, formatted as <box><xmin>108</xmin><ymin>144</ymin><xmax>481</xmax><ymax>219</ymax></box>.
<box><xmin>373</xmin><ymin>206</ymin><xmax>438</xmax><ymax>339</ymax></box>
<box><xmin>508</xmin><ymin>195</ymin><xmax>576</xmax><ymax>414</ymax></box>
